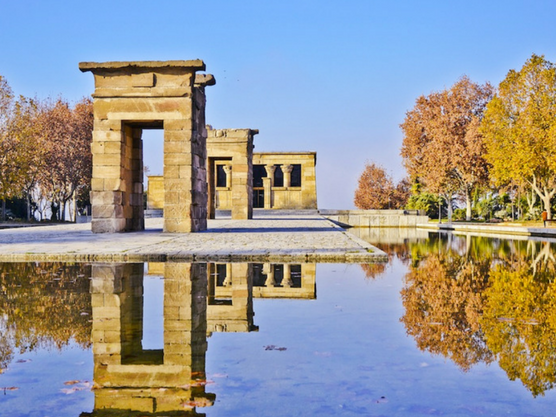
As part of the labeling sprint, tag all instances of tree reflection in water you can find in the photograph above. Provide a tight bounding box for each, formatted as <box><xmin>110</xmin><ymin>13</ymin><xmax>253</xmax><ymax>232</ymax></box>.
<box><xmin>0</xmin><ymin>262</ymin><xmax>92</xmax><ymax>374</ymax></box>
<box><xmin>379</xmin><ymin>233</ymin><xmax>556</xmax><ymax>396</ymax></box>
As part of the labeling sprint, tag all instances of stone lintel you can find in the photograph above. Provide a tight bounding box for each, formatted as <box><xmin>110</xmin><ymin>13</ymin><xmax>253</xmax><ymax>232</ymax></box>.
<box><xmin>254</xmin><ymin>151</ymin><xmax>317</xmax><ymax>165</ymax></box>
<box><xmin>79</xmin><ymin>60</ymin><xmax>206</xmax><ymax>73</ymax></box>
<box><xmin>206</xmin><ymin>127</ymin><xmax>259</xmax><ymax>140</ymax></box>
<box><xmin>254</xmin><ymin>151</ymin><xmax>316</xmax><ymax>156</ymax></box>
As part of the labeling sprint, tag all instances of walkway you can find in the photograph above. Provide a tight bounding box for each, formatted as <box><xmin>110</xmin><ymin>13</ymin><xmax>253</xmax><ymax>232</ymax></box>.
<box><xmin>0</xmin><ymin>213</ymin><xmax>386</xmax><ymax>263</ymax></box>
<box><xmin>418</xmin><ymin>221</ymin><xmax>556</xmax><ymax>239</ymax></box>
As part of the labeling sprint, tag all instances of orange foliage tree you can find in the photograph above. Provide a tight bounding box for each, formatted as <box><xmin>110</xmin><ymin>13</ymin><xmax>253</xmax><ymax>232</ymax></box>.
<box><xmin>0</xmin><ymin>76</ymin><xmax>41</xmax><ymax>210</ymax></box>
<box><xmin>0</xmin><ymin>73</ymin><xmax>93</xmax><ymax>222</ymax></box>
<box><xmin>400</xmin><ymin>76</ymin><xmax>493</xmax><ymax>221</ymax></box>
<box><xmin>0</xmin><ymin>262</ymin><xmax>92</xmax><ymax>373</ymax></box>
<box><xmin>36</xmin><ymin>97</ymin><xmax>93</xmax><ymax>221</ymax></box>
<box><xmin>401</xmin><ymin>250</ymin><xmax>494</xmax><ymax>371</ymax></box>
<box><xmin>354</xmin><ymin>162</ymin><xmax>409</xmax><ymax>209</ymax></box>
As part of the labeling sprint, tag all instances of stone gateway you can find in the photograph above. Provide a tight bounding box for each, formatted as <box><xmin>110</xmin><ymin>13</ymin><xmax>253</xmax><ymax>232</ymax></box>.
<box><xmin>79</xmin><ymin>60</ymin><xmax>214</xmax><ymax>233</ymax></box>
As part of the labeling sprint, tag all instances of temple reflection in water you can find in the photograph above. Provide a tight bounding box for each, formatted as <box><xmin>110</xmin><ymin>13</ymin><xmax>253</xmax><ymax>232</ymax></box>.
<box><xmin>80</xmin><ymin>262</ymin><xmax>316</xmax><ymax>416</ymax></box>
<box><xmin>3</xmin><ymin>237</ymin><xmax>556</xmax><ymax>416</ymax></box>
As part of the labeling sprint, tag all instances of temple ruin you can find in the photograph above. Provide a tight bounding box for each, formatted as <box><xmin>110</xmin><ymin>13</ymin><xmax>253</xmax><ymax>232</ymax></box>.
<box><xmin>79</xmin><ymin>60</ymin><xmax>214</xmax><ymax>233</ymax></box>
<box><xmin>147</xmin><ymin>150</ymin><xmax>318</xmax><ymax>213</ymax></box>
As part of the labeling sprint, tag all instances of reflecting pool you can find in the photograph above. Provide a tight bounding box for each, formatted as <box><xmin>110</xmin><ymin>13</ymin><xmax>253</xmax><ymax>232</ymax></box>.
<box><xmin>1</xmin><ymin>232</ymin><xmax>556</xmax><ymax>416</ymax></box>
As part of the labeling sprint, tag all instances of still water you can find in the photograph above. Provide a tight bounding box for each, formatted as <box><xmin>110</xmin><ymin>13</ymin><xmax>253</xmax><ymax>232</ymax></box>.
<box><xmin>1</xmin><ymin>232</ymin><xmax>556</xmax><ymax>416</ymax></box>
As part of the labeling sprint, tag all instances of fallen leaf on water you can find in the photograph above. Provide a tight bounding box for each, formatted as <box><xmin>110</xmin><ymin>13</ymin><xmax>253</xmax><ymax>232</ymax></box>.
<box><xmin>64</xmin><ymin>380</ymin><xmax>81</xmax><ymax>386</ymax></box>
<box><xmin>2</xmin><ymin>387</ymin><xmax>19</xmax><ymax>391</ymax></box>
<box><xmin>61</xmin><ymin>388</ymin><xmax>78</xmax><ymax>395</ymax></box>
<box><xmin>264</xmin><ymin>345</ymin><xmax>287</xmax><ymax>351</ymax></box>
<box><xmin>376</xmin><ymin>396</ymin><xmax>388</xmax><ymax>403</ymax></box>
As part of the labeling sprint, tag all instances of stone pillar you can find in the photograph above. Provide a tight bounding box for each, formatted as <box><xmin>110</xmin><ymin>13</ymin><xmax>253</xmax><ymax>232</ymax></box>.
<box><xmin>282</xmin><ymin>264</ymin><xmax>292</xmax><ymax>288</ymax></box>
<box><xmin>163</xmin><ymin>263</ymin><xmax>208</xmax><ymax>370</ymax></box>
<box><xmin>223</xmin><ymin>165</ymin><xmax>232</xmax><ymax>189</ymax></box>
<box><xmin>281</xmin><ymin>164</ymin><xmax>293</xmax><ymax>188</ymax></box>
<box><xmin>263</xmin><ymin>263</ymin><xmax>275</xmax><ymax>287</ymax></box>
<box><xmin>90</xmin><ymin>264</ymin><xmax>126</xmax><ymax>371</ymax></box>
<box><xmin>79</xmin><ymin>60</ymin><xmax>214</xmax><ymax>233</ymax></box>
<box><xmin>223</xmin><ymin>263</ymin><xmax>232</xmax><ymax>287</ymax></box>
<box><xmin>263</xmin><ymin>165</ymin><xmax>275</xmax><ymax>209</ymax></box>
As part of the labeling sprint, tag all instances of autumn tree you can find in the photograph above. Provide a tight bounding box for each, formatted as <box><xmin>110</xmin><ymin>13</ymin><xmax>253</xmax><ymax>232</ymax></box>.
<box><xmin>0</xmin><ymin>76</ymin><xmax>40</xmax><ymax>219</ymax></box>
<box><xmin>354</xmin><ymin>162</ymin><xmax>409</xmax><ymax>209</ymax></box>
<box><xmin>401</xmin><ymin>76</ymin><xmax>494</xmax><ymax>221</ymax></box>
<box><xmin>11</xmin><ymin>96</ymin><xmax>45</xmax><ymax>221</ymax></box>
<box><xmin>401</xmin><ymin>250</ymin><xmax>494</xmax><ymax>371</ymax></box>
<box><xmin>36</xmin><ymin>97</ymin><xmax>93</xmax><ymax>221</ymax></box>
<box><xmin>0</xmin><ymin>262</ymin><xmax>92</xmax><ymax>373</ymax></box>
<box><xmin>481</xmin><ymin>258</ymin><xmax>556</xmax><ymax>396</ymax></box>
<box><xmin>481</xmin><ymin>54</ymin><xmax>556</xmax><ymax>219</ymax></box>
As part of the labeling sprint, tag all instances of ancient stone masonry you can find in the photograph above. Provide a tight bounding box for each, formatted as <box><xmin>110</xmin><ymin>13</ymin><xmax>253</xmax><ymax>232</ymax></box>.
<box><xmin>207</xmin><ymin>126</ymin><xmax>259</xmax><ymax>219</ymax></box>
<box><xmin>251</xmin><ymin>152</ymin><xmax>317</xmax><ymax>210</ymax></box>
<box><xmin>147</xmin><ymin>150</ymin><xmax>318</xmax><ymax>214</ymax></box>
<box><xmin>89</xmin><ymin>263</ymin><xmax>214</xmax><ymax>414</ymax></box>
<box><xmin>79</xmin><ymin>60</ymin><xmax>214</xmax><ymax>233</ymax></box>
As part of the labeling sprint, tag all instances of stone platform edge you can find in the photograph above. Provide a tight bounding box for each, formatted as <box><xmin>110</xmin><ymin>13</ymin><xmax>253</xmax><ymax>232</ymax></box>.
<box><xmin>417</xmin><ymin>222</ymin><xmax>556</xmax><ymax>238</ymax></box>
<box><xmin>0</xmin><ymin>251</ymin><xmax>387</xmax><ymax>264</ymax></box>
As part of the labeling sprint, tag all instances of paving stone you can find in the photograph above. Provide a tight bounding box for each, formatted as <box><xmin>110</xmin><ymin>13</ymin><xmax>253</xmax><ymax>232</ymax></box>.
<box><xmin>0</xmin><ymin>213</ymin><xmax>387</xmax><ymax>263</ymax></box>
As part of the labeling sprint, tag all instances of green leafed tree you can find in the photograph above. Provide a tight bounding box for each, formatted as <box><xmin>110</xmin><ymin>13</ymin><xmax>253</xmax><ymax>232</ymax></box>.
<box><xmin>481</xmin><ymin>54</ymin><xmax>556</xmax><ymax>219</ymax></box>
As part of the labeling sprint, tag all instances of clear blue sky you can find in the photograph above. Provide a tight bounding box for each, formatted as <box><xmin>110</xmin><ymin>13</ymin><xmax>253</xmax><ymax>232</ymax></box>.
<box><xmin>1</xmin><ymin>0</ymin><xmax>555</xmax><ymax>208</ymax></box>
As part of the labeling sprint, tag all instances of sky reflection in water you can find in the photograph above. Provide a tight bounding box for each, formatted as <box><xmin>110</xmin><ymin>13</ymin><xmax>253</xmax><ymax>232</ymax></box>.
<box><xmin>1</xmin><ymin>232</ymin><xmax>556</xmax><ymax>416</ymax></box>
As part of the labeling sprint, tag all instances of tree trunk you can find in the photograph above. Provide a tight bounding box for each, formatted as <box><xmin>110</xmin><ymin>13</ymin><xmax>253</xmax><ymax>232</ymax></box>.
<box><xmin>60</xmin><ymin>199</ymin><xmax>67</xmax><ymax>222</ymax></box>
<box><xmin>72</xmin><ymin>193</ymin><xmax>76</xmax><ymax>222</ymax></box>
<box><xmin>466</xmin><ymin>190</ymin><xmax>472</xmax><ymax>221</ymax></box>
<box><xmin>27</xmin><ymin>195</ymin><xmax>31</xmax><ymax>222</ymax></box>
<box><xmin>1</xmin><ymin>199</ymin><xmax>5</xmax><ymax>222</ymax></box>
<box><xmin>530</xmin><ymin>177</ymin><xmax>555</xmax><ymax>220</ymax></box>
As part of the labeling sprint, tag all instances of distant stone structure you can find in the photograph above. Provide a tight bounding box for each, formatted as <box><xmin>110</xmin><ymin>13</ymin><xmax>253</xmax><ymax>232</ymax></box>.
<box><xmin>147</xmin><ymin>147</ymin><xmax>318</xmax><ymax>215</ymax></box>
<box><xmin>250</xmin><ymin>152</ymin><xmax>317</xmax><ymax>210</ymax></box>
<box><xmin>79</xmin><ymin>60</ymin><xmax>214</xmax><ymax>233</ymax></box>
<box><xmin>148</xmin><ymin>261</ymin><xmax>316</xmax><ymax>334</ymax></box>
<box><xmin>146</xmin><ymin>175</ymin><xmax>164</xmax><ymax>211</ymax></box>
<box><xmin>206</xmin><ymin>126</ymin><xmax>259</xmax><ymax>219</ymax></box>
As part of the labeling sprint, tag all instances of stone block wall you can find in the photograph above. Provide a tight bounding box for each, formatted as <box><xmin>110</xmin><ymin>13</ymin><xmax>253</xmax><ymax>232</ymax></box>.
<box><xmin>146</xmin><ymin>175</ymin><xmax>164</xmax><ymax>210</ymax></box>
<box><xmin>320</xmin><ymin>209</ymin><xmax>430</xmax><ymax>228</ymax></box>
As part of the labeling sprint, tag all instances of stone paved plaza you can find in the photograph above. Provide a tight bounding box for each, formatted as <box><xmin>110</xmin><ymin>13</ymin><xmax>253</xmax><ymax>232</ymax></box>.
<box><xmin>0</xmin><ymin>212</ymin><xmax>386</xmax><ymax>263</ymax></box>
